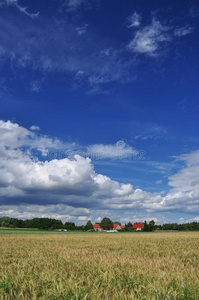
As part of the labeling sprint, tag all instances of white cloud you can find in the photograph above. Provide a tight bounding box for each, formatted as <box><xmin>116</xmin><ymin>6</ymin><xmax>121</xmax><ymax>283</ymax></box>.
<box><xmin>0</xmin><ymin>120</ymin><xmax>33</xmax><ymax>148</ymax></box>
<box><xmin>127</xmin><ymin>12</ymin><xmax>141</xmax><ymax>28</ymax></box>
<box><xmin>128</xmin><ymin>17</ymin><xmax>195</xmax><ymax>58</ymax></box>
<box><xmin>78</xmin><ymin>216</ymin><xmax>88</xmax><ymax>221</ymax></box>
<box><xmin>0</xmin><ymin>204</ymin><xmax>90</xmax><ymax>222</ymax></box>
<box><xmin>174</xmin><ymin>151</ymin><xmax>199</xmax><ymax>167</ymax></box>
<box><xmin>0</xmin><ymin>120</ymin><xmax>199</xmax><ymax>219</ymax></box>
<box><xmin>87</xmin><ymin>141</ymin><xmax>138</xmax><ymax>160</ymax></box>
<box><xmin>0</xmin><ymin>0</ymin><xmax>39</xmax><ymax>19</ymax></box>
<box><xmin>30</xmin><ymin>125</ymin><xmax>40</xmax><ymax>131</ymax></box>
<box><xmin>128</xmin><ymin>18</ymin><xmax>170</xmax><ymax>57</ymax></box>
<box><xmin>0</xmin><ymin>120</ymin><xmax>76</xmax><ymax>156</ymax></box>
<box><xmin>156</xmin><ymin>180</ymin><xmax>162</xmax><ymax>184</ymax></box>
<box><xmin>0</xmin><ymin>121</ymin><xmax>145</xmax><ymax>210</ymax></box>
<box><xmin>168</xmin><ymin>151</ymin><xmax>199</xmax><ymax>192</ymax></box>
<box><xmin>95</xmin><ymin>217</ymin><xmax>101</xmax><ymax>222</ymax></box>
<box><xmin>174</xmin><ymin>26</ymin><xmax>193</xmax><ymax>37</ymax></box>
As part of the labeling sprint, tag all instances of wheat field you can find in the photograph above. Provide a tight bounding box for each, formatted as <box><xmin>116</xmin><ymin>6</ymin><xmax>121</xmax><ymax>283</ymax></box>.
<box><xmin>0</xmin><ymin>232</ymin><xmax>199</xmax><ymax>299</ymax></box>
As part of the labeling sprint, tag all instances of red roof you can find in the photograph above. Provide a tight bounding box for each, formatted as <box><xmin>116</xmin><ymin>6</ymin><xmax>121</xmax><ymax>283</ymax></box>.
<box><xmin>93</xmin><ymin>223</ymin><xmax>101</xmax><ymax>229</ymax></box>
<box><xmin>120</xmin><ymin>225</ymin><xmax>125</xmax><ymax>228</ymax></box>
<box><xmin>133</xmin><ymin>222</ymin><xmax>144</xmax><ymax>229</ymax></box>
<box><xmin>113</xmin><ymin>223</ymin><xmax>121</xmax><ymax>229</ymax></box>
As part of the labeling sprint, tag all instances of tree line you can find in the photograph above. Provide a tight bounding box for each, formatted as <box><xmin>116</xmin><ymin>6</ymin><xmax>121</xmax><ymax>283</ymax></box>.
<box><xmin>159</xmin><ymin>222</ymin><xmax>199</xmax><ymax>231</ymax></box>
<box><xmin>0</xmin><ymin>216</ymin><xmax>198</xmax><ymax>231</ymax></box>
<box><xmin>0</xmin><ymin>216</ymin><xmax>74</xmax><ymax>230</ymax></box>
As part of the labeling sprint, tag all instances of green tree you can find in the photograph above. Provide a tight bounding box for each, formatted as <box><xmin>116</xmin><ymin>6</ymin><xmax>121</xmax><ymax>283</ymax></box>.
<box><xmin>172</xmin><ymin>223</ymin><xmax>178</xmax><ymax>230</ymax></box>
<box><xmin>1</xmin><ymin>217</ymin><xmax>12</xmax><ymax>228</ymax></box>
<box><xmin>100</xmin><ymin>217</ymin><xmax>113</xmax><ymax>230</ymax></box>
<box><xmin>143</xmin><ymin>220</ymin><xmax>149</xmax><ymax>232</ymax></box>
<box><xmin>148</xmin><ymin>220</ymin><xmax>155</xmax><ymax>231</ymax></box>
<box><xmin>84</xmin><ymin>220</ymin><xmax>93</xmax><ymax>231</ymax></box>
<box><xmin>27</xmin><ymin>218</ymin><xmax>63</xmax><ymax>229</ymax></box>
<box><xmin>64</xmin><ymin>222</ymin><xmax>75</xmax><ymax>230</ymax></box>
<box><xmin>126</xmin><ymin>222</ymin><xmax>133</xmax><ymax>228</ymax></box>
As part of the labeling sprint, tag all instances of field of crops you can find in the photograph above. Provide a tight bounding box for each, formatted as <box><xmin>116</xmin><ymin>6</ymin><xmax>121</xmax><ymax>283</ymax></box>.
<box><xmin>0</xmin><ymin>231</ymin><xmax>199</xmax><ymax>299</ymax></box>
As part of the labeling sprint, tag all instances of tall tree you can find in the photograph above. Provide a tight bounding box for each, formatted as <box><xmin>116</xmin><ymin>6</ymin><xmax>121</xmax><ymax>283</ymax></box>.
<box><xmin>148</xmin><ymin>220</ymin><xmax>155</xmax><ymax>231</ymax></box>
<box><xmin>143</xmin><ymin>220</ymin><xmax>149</xmax><ymax>232</ymax></box>
<box><xmin>85</xmin><ymin>220</ymin><xmax>93</xmax><ymax>231</ymax></box>
<box><xmin>100</xmin><ymin>217</ymin><xmax>113</xmax><ymax>230</ymax></box>
<box><xmin>126</xmin><ymin>222</ymin><xmax>133</xmax><ymax>228</ymax></box>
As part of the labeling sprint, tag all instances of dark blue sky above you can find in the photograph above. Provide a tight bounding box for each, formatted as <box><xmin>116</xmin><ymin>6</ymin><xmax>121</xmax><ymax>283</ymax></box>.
<box><xmin>0</xmin><ymin>0</ymin><xmax>199</xmax><ymax>224</ymax></box>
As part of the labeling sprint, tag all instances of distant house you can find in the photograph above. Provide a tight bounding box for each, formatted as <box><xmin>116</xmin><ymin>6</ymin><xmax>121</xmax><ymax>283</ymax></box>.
<box><xmin>120</xmin><ymin>225</ymin><xmax>125</xmax><ymax>229</ymax></box>
<box><xmin>113</xmin><ymin>223</ymin><xmax>121</xmax><ymax>230</ymax></box>
<box><xmin>93</xmin><ymin>223</ymin><xmax>103</xmax><ymax>232</ymax></box>
<box><xmin>133</xmin><ymin>222</ymin><xmax>144</xmax><ymax>231</ymax></box>
<box><xmin>93</xmin><ymin>223</ymin><xmax>125</xmax><ymax>232</ymax></box>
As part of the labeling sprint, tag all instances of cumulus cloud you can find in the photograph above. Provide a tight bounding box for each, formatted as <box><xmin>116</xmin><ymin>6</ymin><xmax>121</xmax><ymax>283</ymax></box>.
<box><xmin>0</xmin><ymin>120</ymin><xmax>199</xmax><ymax>219</ymax></box>
<box><xmin>0</xmin><ymin>0</ymin><xmax>39</xmax><ymax>19</ymax></box>
<box><xmin>168</xmin><ymin>151</ymin><xmax>199</xmax><ymax>192</ymax></box>
<box><xmin>0</xmin><ymin>204</ymin><xmax>90</xmax><ymax>222</ymax></box>
<box><xmin>0</xmin><ymin>120</ymin><xmax>75</xmax><ymax>156</ymax></box>
<box><xmin>0</xmin><ymin>121</ymin><xmax>140</xmax><ymax>207</ymax></box>
<box><xmin>0</xmin><ymin>120</ymin><xmax>143</xmax><ymax>213</ymax></box>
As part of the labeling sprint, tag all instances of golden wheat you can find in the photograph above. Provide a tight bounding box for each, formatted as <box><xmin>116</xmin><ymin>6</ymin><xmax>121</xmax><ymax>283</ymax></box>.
<box><xmin>0</xmin><ymin>232</ymin><xmax>199</xmax><ymax>299</ymax></box>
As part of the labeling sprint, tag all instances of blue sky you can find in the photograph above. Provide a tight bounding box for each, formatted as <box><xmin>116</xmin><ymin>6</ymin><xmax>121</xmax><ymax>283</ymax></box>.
<box><xmin>0</xmin><ymin>0</ymin><xmax>199</xmax><ymax>225</ymax></box>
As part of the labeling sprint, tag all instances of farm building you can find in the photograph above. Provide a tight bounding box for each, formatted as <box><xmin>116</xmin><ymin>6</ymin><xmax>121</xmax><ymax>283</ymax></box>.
<box><xmin>120</xmin><ymin>225</ymin><xmax>125</xmax><ymax>229</ymax></box>
<box><xmin>133</xmin><ymin>222</ymin><xmax>144</xmax><ymax>231</ymax></box>
<box><xmin>93</xmin><ymin>223</ymin><xmax>124</xmax><ymax>231</ymax></box>
<box><xmin>113</xmin><ymin>223</ymin><xmax>122</xmax><ymax>230</ymax></box>
<box><xmin>93</xmin><ymin>223</ymin><xmax>104</xmax><ymax>232</ymax></box>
